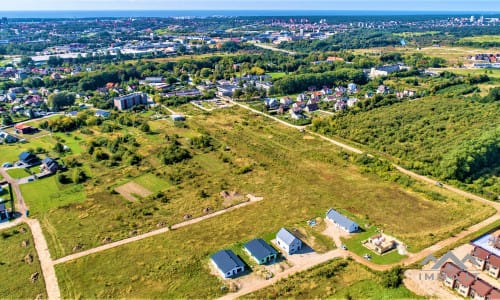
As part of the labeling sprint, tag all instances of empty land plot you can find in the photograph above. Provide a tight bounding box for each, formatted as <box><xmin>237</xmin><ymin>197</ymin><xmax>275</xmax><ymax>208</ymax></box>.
<box><xmin>0</xmin><ymin>225</ymin><xmax>47</xmax><ymax>299</ymax></box>
<box><xmin>244</xmin><ymin>259</ymin><xmax>422</xmax><ymax>299</ymax></box>
<box><xmin>115</xmin><ymin>182</ymin><xmax>153</xmax><ymax>201</ymax></box>
<box><xmin>53</xmin><ymin>107</ymin><xmax>493</xmax><ymax>298</ymax></box>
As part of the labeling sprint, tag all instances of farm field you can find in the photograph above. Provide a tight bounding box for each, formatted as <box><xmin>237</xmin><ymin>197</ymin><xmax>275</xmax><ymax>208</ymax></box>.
<box><xmin>244</xmin><ymin>259</ymin><xmax>422</xmax><ymax>299</ymax></box>
<box><xmin>0</xmin><ymin>225</ymin><xmax>47</xmax><ymax>299</ymax></box>
<box><xmin>50</xmin><ymin>107</ymin><xmax>493</xmax><ymax>298</ymax></box>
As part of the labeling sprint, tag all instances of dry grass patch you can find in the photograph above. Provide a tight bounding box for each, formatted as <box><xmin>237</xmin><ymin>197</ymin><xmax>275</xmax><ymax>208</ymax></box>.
<box><xmin>115</xmin><ymin>182</ymin><xmax>153</xmax><ymax>201</ymax></box>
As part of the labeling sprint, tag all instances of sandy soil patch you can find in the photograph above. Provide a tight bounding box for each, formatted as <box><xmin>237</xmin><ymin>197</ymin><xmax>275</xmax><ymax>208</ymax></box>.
<box><xmin>404</xmin><ymin>269</ymin><xmax>460</xmax><ymax>300</ymax></box>
<box><xmin>303</xmin><ymin>135</ymin><xmax>315</xmax><ymax>140</ymax></box>
<box><xmin>115</xmin><ymin>182</ymin><xmax>153</xmax><ymax>201</ymax></box>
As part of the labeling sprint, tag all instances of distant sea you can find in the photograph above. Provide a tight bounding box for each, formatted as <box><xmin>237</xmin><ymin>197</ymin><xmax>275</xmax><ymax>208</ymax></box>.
<box><xmin>0</xmin><ymin>10</ymin><xmax>499</xmax><ymax>19</ymax></box>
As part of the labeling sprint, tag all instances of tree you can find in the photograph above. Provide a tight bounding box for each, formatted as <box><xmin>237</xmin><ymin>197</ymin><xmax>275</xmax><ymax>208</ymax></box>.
<box><xmin>72</xmin><ymin>168</ymin><xmax>88</xmax><ymax>184</ymax></box>
<box><xmin>381</xmin><ymin>266</ymin><xmax>403</xmax><ymax>288</ymax></box>
<box><xmin>19</xmin><ymin>56</ymin><xmax>33</xmax><ymax>67</ymax></box>
<box><xmin>48</xmin><ymin>92</ymin><xmax>76</xmax><ymax>111</ymax></box>
<box><xmin>1</xmin><ymin>114</ymin><xmax>13</xmax><ymax>126</ymax></box>
<box><xmin>53</xmin><ymin>142</ymin><xmax>64</xmax><ymax>154</ymax></box>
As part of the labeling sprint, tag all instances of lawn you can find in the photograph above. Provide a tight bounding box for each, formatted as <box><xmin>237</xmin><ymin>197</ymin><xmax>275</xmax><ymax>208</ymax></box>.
<box><xmin>0</xmin><ymin>225</ymin><xmax>47</xmax><ymax>299</ymax></box>
<box><xmin>7</xmin><ymin>167</ymin><xmax>32</xmax><ymax>179</ymax></box>
<box><xmin>245</xmin><ymin>259</ymin><xmax>422</xmax><ymax>299</ymax></box>
<box><xmin>341</xmin><ymin>225</ymin><xmax>407</xmax><ymax>265</ymax></box>
<box><xmin>268</xmin><ymin>72</ymin><xmax>287</xmax><ymax>79</ymax></box>
<box><xmin>51</xmin><ymin>107</ymin><xmax>494</xmax><ymax>298</ymax></box>
<box><xmin>19</xmin><ymin>176</ymin><xmax>86</xmax><ymax>216</ymax></box>
<box><xmin>132</xmin><ymin>173</ymin><xmax>169</xmax><ymax>193</ymax></box>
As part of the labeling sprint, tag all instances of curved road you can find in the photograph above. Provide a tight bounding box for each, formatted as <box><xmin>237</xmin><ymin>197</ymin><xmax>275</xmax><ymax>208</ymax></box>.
<box><xmin>1</xmin><ymin>102</ymin><xmax>498</xmax><ymax>299</ymax></box>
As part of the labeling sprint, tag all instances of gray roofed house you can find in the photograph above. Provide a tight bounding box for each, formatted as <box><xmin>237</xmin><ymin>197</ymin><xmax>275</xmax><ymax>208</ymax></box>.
<box><xmin>326</xmin><ymin>208</ymin><xmax>359</xmax><ymax>233</ymax></box>
<box><xmin>211</xmin><ymin>249</ymin><xmax>245</xmax><ymax>278</ymax></box>
<box><xmin>276</xmin><ymin>228</ymin><xmax>303</xmax><ymax>254</ymax></box>
<box><xmin>244</xmin><ymin>238</ymin><xmax>278</xmax><ymax>265</ymax></box>
<box><xmin>41</xmin><ymin>157</ymin><xmax>59</xmax><ymax>174</ymax></box>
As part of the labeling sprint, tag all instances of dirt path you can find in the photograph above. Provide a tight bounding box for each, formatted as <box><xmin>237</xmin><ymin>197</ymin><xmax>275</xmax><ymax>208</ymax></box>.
<box><xmin>229</xmin><ymin>100</ymin><xmax>305</xmax><ymax>130</ymax></box>
<box><xmin>53</xmin><ymin>226</ymin><xmax>170</xmax><ymax>265</ymax></box>
<box><xmin>26</xmin><ymin>218</ymin><xmax>61</xmax><ymax>300</ymax></box>
<box><xmin>218</xmin><ymin>249</ymin><xmax>345</xmax><ymax>300</ymax></box>
<box><xmin>54</xmin><ymin>196</ymin><xmax>264</xmax><ymax>264</ymax></box>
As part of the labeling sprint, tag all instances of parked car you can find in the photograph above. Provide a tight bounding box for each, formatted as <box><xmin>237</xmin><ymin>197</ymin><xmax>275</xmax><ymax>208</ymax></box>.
<box><xmin>2</xmin><ymin>162</ymin><xmax>12</xmax><ymax>168</ymax></box>
<box><xmin>363</xmin><ymin>254</ymin><xmax>371</xmax><ymax>260</ymax></box>
<box><xmin>341</xmin><ymin>244</ymin><xmax>348</xmax><ymax>250</ymax></box>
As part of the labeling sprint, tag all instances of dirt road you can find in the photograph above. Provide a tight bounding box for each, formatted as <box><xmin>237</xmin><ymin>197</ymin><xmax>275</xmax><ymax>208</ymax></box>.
<box><xmin>26</xmin><ymin>218</ymin><xmax>61</xmax><ymax>300</ymax></box>
<box><xmin>54</xmin><ymin>196</ymin><xmax>263</xmax><ymax>264</ymax></box>
<box><xmin>217</xmin><ymin>249</ymin><xmax>345</xmax><ymax>300</ymax></box>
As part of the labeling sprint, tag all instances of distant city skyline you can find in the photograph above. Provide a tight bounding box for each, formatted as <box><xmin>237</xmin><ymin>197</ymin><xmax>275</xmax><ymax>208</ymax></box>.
<box><xmin>0</xmin><ymin>0</ymin><xmax>499</xmax><ymax>12</ymax></box>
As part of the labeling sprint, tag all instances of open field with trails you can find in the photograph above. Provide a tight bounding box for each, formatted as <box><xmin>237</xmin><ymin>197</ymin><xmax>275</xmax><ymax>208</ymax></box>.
<box><xmin>0</xmin><ymin>225</ymin><xmax>47</xmax><ymax>299</ymax></box>
<box><xmin>354</xmin><ymin>45</ymin><xmax>500</xmax><ymax>64</ymax></box>
<box><xmin>244</xmin><ymin>258</ymin><xmax>423</xmax><ymax>299</ymax></box>
<box><xmin>44</xmin><ymin>106</ymin><xmax>494</xmax><ymax>298</ymax></box>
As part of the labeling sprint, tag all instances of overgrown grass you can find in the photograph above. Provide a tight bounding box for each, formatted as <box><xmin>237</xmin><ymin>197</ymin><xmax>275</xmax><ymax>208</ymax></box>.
<box><xmin>19</xmin><ymin>176</ymin><xmax>85</xmax><ymax>215</ymax></box>
<box><xmin>244</xmin><ymin>258</ymin><xmax>423</xmax><ymax>299</ymax></box>
<box><xmin>0</xmin><ymin>225</ymin><xmax>47</xmax><ymax>299</ymax></box>
<box><xmin>51</xmin><ymin>108</ymin><xmax>494</xmax><ymax>298</ymax></box>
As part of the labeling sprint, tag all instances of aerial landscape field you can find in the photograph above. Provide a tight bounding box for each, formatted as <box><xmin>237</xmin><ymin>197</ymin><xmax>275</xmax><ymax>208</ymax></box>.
<box><xmin>0</xmin><ymin>2</ymin><xmax>499</xmax><ymax>299</ymax></box>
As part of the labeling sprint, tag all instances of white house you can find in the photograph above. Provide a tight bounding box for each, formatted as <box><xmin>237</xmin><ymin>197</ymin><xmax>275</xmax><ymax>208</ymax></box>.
<box><xmin>276</xmin><ymin>228</ymin><xmax>303</xmax><ymax>254</ymax></box>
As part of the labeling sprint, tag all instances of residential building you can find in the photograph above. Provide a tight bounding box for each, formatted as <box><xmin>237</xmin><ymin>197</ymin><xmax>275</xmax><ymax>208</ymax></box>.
<box><xmin>326</xmin><ymin>208</ymin><xmax>359</xmax><ymax>233</ymax></box>
<box><xmin>244</xmin><ymin>238</ymin><xmax>278</xmax><ymax>265</ymax></box>
<box><xmin>439</xmin><ymin>261</ymin><xmax>461</xmax><ymax>288</ymax></box>
<box><xmin>470</xmin><ymin>279</ymin><xmax>493</xmax><ymax>300</ymax></box>
<box><xmin>485</xmin><ymin>254</ymin><xmax>500</xmax><ymax>278</ymax></box>
<box><xmin>210</xmin><ymin>250</ymin><xmax>245</xmax><ymax>278</ymax></box>
<box><xmin>276</xmin><ymin>228</ymin><xmax>303</xmax><ymax>255</ymax></box>
<box><xmin>41</xmin><ymin>157</ymin><xmax>59</xmax><ymax>174</ymax></box>
<box><xmin>114</xmin><ymin>92</ymin><xmax>148</xmax><ymax>111</ymax></box>
<box><xmin>95</xmin><ymin>110</ymin><xmax>110</xmax><ymax>118</ymax></box>
<box><xmin>18</xmin><ymin>151</ymin><xmax>39</xmax><ymax>166</ymax></box>
<box><xmin>14</xmin><ymin>124</ymin><xmax>37</xmax><ymax>134</ymax></box>
<box><xmin>454</xmin><ymin>271</ymin><xmax>475</xmax><ymax>297</ymax></box>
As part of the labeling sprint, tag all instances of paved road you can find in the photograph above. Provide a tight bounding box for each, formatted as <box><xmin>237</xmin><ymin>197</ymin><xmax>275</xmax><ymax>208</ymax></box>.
<box><xmin>249</xmin><ymin>42</ymin><xmax>298</xmax><ymax>56</ymax></box>
<box><xmin>54</xmin><ymin>197</ymin><xmax>264</xmax><ymax>265</ymax></box>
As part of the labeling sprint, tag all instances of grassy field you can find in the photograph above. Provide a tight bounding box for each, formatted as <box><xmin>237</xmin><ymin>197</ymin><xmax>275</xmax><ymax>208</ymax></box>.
<box><xmin>354</xmin><ymin>45</ymin><xmax>500</xmax><ymax>65</ymax></box>
<box><xmin>459</xmin><ymin>35</ymin><xmax>500</xmax><ymax>43</ymax></box>
<box><xmin>20</xmin><ymin>176</ymin><xmax>86</xmax><ymax>216</ymax></box>
<box><xmin>245</xmin><ymin>259</ymin><xmax>422</xmax><ymax>299</ymax></box>
<box><xmin>50</xmin><ymin>107</ymin><xmax>494</xmax><ymax>298</ymax></box>
<box><xmin>341</xmin><ymin>225</ymin><xmax>407</xmax><ymax>265</ymax></box>
<box><xmin>268</xmin><ymin>72</ymin><xmax>287</xmax><ymax>79</ymax></box>
<box><xmin>7</xmin><ymin>167</ymin><xmax>32</xmax><ymax>179</ymax></box>
<box><xmin>0</xmin><ymin>225</ymin><xmax>47</xmax><ymax>299</ymax></box>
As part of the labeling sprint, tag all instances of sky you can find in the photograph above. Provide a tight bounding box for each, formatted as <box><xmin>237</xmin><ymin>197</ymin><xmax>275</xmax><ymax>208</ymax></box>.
<box><xmin>0</xmin><ymin>0</ymin><xmax>498</xmax><ymax>11</ymax></box>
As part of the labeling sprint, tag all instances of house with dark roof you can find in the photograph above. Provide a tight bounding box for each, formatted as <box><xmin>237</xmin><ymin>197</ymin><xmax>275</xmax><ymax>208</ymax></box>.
<box><xmin>439</xmin><ymin>261</ymin><xmax>500</xmax><ymax>299</ymax></box>
<box><xmin>454</xmin><ymin>271</ymin><xmax>475</xmax><ymax>297</ymax></box>
<box><xmin>244</xmin><ymin>238</ymin><xmax>278</xmax><ymax>265</ymax></box>
<box><xmin>470</xmin><ymin>246</ymin><xmax>500</xmax><ymax>279</ymax></box>
<box><xmin>18</xmin><ymin>151</ymin><xmax>40</xmax><ymax>166</ymax></box>
<box><xmin>210</xmin><ymin>250</ymin><xmax>245</xmax><ymax>278</ymax></box>
<box><xmin>95</xmin><ymin>110</ymin><xmax>110</xmax><ymax>118</ymax></box>
<box><xmin>485</xmin><ymin>254</ymin><xmax>500</xmax><ymax>278</ymax></box>
<box><xmin>472</xmin><ymin>246</ymin><xmax>490</xmax><ymax>270</ymax></box>
<box><xmin>276</xmin><ymin>228</ymin><xmax>303</xmax><ymax>255</ymax></box>
<box><xmin>440</xmin><ymin>261</ymin><xmax>462</xmax><ymax>288</ymax></box>
<box><xmin>326</xmin><ymin>208</ymin><xmax>359</xmax><ymax>233</ymax></box>
<box><xmin>470</xmin><ymin>278</ymin><xmax>493</xmax><ymax>300</ymax></box>
<box><xmin>41</xmin><ymin>157</ymin><xmax>59</xmax><ymax>174</ymax></box>
<box><xmin>14</xmin><ymin>124</ymin><xmax>38</xmax><ymax>134</ymax></box>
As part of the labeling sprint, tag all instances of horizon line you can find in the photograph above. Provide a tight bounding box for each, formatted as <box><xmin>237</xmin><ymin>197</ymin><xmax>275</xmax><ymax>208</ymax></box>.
<box><xmin>0</xmin><ymin>9</ymin><xmax>499</xmax><ymax>12</ymax></box>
